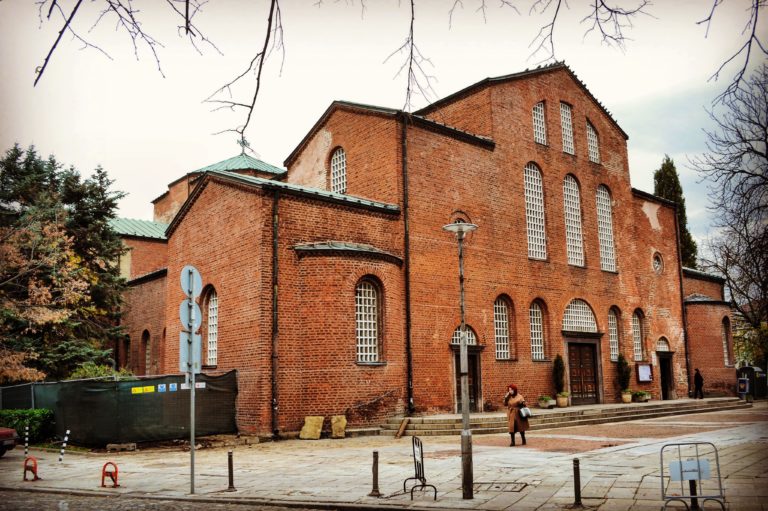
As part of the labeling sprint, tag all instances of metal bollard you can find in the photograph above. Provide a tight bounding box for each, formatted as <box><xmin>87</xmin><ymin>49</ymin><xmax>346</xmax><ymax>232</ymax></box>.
<box><xmin>58</xmin><ymin>430</ymin><xmax>70</xmax><ymax>463</ymax></box>
<box><xmin>368</xmin><ymin>450</ymin><xmax>382</xmax><ymax>497</ymax></box>
<box><xmin>573</xmin><ymin>458</ymin><xmax>582</xmax><ymax>507</ymax></box>
<box><xmin>226</xmin><ymin>450</ymin><xmax>236</xmax><ymax>492</ymax></box>
<box><xmin>24</xmin><ymin>426</ymin><xmax>29</xmax><ymax>457</ymax></box>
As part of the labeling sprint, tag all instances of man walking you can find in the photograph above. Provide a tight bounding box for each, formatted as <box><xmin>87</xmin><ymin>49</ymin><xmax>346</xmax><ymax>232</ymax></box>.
<box><xmin>694</xmin><ymin>368</ymin><xmax>704</xmax><ymax>399</ymax></box>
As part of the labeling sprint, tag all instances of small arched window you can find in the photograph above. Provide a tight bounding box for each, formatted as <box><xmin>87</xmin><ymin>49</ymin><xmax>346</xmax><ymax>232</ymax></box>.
<box><xmin>494</xmin><ymin>296</ymin><xmax>513</xmax><ymax>359</ymax></box>
<box><xmin>657</xmin><ymin>337</ymin><xmax>670</xmax><ymax>351</ymax></box>
<box><xmin>451</xmin><ymin>326</ymin><xmax>478</xmax><ymax>345</ymax></box>
<box><xmin>142</xmin><ymin>330</ymin><xmax>151</xmax><ymax>376</ymax></box>
<box><xmin>524</xmin><ymin>163</ymin><xmax>547</xmax><ymax>260</ymax></box>
<box><xmin>356</xmin><ymin>278</ymin><xmax>382</xmax><ymax>362</ymax></box>
<box><xmin>529</xmin><ymin>301</ymin><xmax>546</xmax><ymax>361</ymax></box>
<box><xmin>563</xmin><ymin>175</ymin><xmax>584</xmax><ymax>266</ymax></box>
<box><xmin>632</xmin><ymin>310</ymin><xmax>645</xmax><ymax>361</ymax></box>
<box><xmin>608</xmin><ymin>308</ymin><xmax>620</xmax><ymax>361</ymax></box>
<box><xmin>206</xmin><ymin>288</ymin><xmax>219</xmax><ymax>366</ymax></box>
<box><xmin>330</xmin><ymin>147</ymin><xmax>347</xmax><ymax>194</ymax></box>
<box><xmin>532</xmin><ymin>101</ymin><xmax>547</xmax><ymax>145</ymax></box>
<box><xmin>586</xmin><ymin>121</ymin><xmax>600</xmax><ymax>163</ymax></box>
<box><xmin>563</xmin><ymin>299</ymin><xmax>597</xmax><ymax>333</ymax></box>
<box><xmin>596</xmin><ymin>185</ymin><xmax>616</xmax><ymax>272</ymax></box>
<box><xmin>722</xmin><ymin>317</ymin><xmax>731</xmax><ymax>366</ymax></box>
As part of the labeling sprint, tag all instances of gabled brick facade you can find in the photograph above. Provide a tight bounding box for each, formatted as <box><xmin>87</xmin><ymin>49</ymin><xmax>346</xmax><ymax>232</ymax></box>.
<box><xmin>117</xmin><ymin>63</ymin><xmax>734</xmax><ymax>436</ymax></box>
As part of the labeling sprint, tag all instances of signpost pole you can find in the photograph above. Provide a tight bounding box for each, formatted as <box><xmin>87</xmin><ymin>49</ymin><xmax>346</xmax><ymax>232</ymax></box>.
<box><xmin>187</xmin><ymin>267</ymin><xmax>196</xmax><ymax>495</ymax></box>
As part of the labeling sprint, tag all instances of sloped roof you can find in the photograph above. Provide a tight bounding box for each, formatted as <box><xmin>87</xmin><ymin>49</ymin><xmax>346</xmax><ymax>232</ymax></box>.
<box><xmin>194</xmin><ymin>153</ymin><xmax>286</xmax><ymax>176</ymax></box>
<box><xmin>683</xmin><ymin>267</ymin><xmax>725</xmax><ymax>283</ymax></box>
<box><xmin>110</xmin><ymin>218</ymin><xmax>168</xmax><ymax>240</ymax></box>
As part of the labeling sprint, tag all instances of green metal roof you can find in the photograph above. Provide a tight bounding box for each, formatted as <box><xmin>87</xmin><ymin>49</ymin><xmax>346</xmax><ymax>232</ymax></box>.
<box><xmin>194</xmin><ymin>153</ymin><xmax>286</xmax><ymax>176</ymax></box>
<box><xmin>110</xmin><ymin>218</ymin><xmax>168</xmax><ymax>240</ymax></box>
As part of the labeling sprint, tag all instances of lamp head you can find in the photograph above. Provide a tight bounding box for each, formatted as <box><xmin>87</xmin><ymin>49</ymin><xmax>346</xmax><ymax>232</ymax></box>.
<box><xmin>442</xmin><ymin>221</ymin><xmax>478</xmax><ymax>240</ymax></box>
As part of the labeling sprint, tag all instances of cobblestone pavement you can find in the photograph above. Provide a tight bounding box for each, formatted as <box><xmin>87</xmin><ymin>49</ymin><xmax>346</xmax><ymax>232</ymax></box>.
<box><xmin>0</xmin><ymin>401</ymin><xmax>766</xmax><ymax>510</ymax></box>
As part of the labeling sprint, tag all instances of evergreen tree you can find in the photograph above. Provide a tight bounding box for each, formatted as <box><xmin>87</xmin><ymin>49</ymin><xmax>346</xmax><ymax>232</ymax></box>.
<box><xmin>0</xmin><ymin>144</ymin><xmax>126</xmax><ymax>381</ymax></box>
<box><xmin>653</xmin><ymin>155</ymin><xmax>698</xmax><ymax>268</ymax></box>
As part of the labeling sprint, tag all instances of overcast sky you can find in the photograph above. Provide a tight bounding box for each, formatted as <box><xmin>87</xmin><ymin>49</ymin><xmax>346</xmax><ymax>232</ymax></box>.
<box><xmin>0</xmin><ymin>1</ymin><xmax>763</xmax><ymax>248</ymax></box>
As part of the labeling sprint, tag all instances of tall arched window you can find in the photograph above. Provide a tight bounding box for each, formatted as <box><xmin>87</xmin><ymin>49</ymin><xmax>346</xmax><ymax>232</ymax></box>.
<box><xmin>532</xmin><ymin>101</ymin><xmax>547</xmax><ymax>145</ymax></box>
<box><xmin>330</xmin><ymin>147</ymin><xmax>347</xmax><ymax>194</ymax></box>
<box><xmin>596</xmin><ymin>185</ymin><xmax>616</xmax><ymax>272</ymax></box>
<box><xmin>529</xmin><ymin>301</ymin><xmax>546</xmax><ymax>361</ymax></box>
<box><xmin>524</xmin><ymin>163</ymin><xmax>547</xmax><ymax>260</ymax></box>
<box><xmin>494</xmin><ymin>296</ymin><xmax>512</xmax><ymax>359</ymax></box>
<box><xmin>562</xmin><ymin>299</ymin><xmax>597</xmax><ymax>332</ymax></box>
<box><xmin>356</xmin><ymin>278</ymin><xmax>381</xmax><ymax>362</ymax></box>
<box><xmin>451</xmin><ymin>326</ymin><xmax>478</xmax><ymax>345</ymax></box>
<box><xmin>722</xmin><ymin>317</ymin><xmax>731</xmax><ymax>366</ymax></box>
<box><xmin>608</xmin><ymin>308</ymin><xmax>620</xmax><ymax>361</ymax></box>
<box><xmin>206</xmin><ymin>289</ymin><xmax>219</xmax><ymax>366</ymax></box>
<box><xmin>586</xmin><ymin>121</ymin><xmax>600</xmax><ymax>163</ymax></box>
<box><xmin>142</xmin><ymin>330</ymin><xmax>151</xmax><ymax>375</ymax></box>
<box><xmin>560</xmin><ymin>102</ymin><xmax>574</xmax><ymax>154</ymax></box>
<box><xmin>632</xmin><ymin>311</ymin><xmax>644</xmax><ymax>361</ymax></box>
<box><xmin>563</xmin><ymin>174</ymin><xmax>584</xmax><ymax>266</ymax></box>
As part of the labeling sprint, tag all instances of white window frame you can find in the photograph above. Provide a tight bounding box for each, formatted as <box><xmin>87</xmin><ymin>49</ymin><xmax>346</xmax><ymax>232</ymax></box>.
<box><xmin>207</xmin><ymin>290</ymin><xmax>219</xmax><ymax>366</ymax></box>
<box><xmin>524</xmin><ymin>163</ymin><xmax>547</xmax><ymax>260</ymax></box>
<box><xmin>451</xmin><ymin>327</ymin><xmax>477</xmax><ymax>345</ymax></box>
<box><xmin>529</xmin><ymin>302</ymin><xmax>545</xmax><ymax>361</ymax></box>
<box><xmin>560</xmin><ymin>102</ymin><xmax>575</xmax><ymax>154</ymax></box>
<box><xmin>494</xmin><ymin>298</ymin><xmax>511</xmax><ymax>359</ymax></box>
<box><xmin>563</xmin><ymin>299</ymin><xmax>597</xmax><ymax>333</ymax></box>
<box><xmin>632</xmin><ymin>312</ymin><xmax>644</xmax><ymax>361</ymax></box>
<box><xmin>596</xmin><ymin>185</ymin><xmax>617</xmax><ymax>272</ymax></box>
<box><xmin>532</xmin><ymin>101</ymin><xmax>547</xmax><ymax>145</ymax></box>
<box><xmin>657</xmin><ymin>337</ymin><xmax>670</xmax><ymax>351</ymax></box>
<box><xmin>722</xmin><ymin>319</ymin><xmax>730</xmax><ymax>366</ymax></box>
<box><xmin>563</xmin><ymin>175</ymin><xmax>585</xmax><ymax>266</ymax></box>
<box><xmin>330</xmin><ymin>147</ymin><xmax>347</xmax><ymax>194</ymax></box>
<box><xmin>143</xmin><ymin>331</ymin><xmax>151</xmax><ymax>375</ymax></box>
<box><xmin>586</xmin><ymin>121</ymin><xmax>600</xmax><ymax>163</ymax></box>
<box><xmin>608</xmin><ymin>309</ymin><xmax>619</xmax><ymax>361</ymax></box>
<box><xmin>356</xmin><ymin>280</ymin><xmax>380</xmax><ymax>362</ymax></box>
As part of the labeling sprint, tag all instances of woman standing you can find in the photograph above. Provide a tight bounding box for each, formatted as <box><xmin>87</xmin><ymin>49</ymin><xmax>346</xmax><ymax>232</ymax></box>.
<box><xmin>504</xmin><ymin>384</ymin><xmax>530</xmax><ymax>446</ymax></box>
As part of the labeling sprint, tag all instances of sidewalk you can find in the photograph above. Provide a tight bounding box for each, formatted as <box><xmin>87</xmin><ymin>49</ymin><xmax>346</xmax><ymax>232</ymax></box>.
<box><xmin>0</xmin><ymin>401</ymin><xmax>766</xmax><ymax>510</ymax></box>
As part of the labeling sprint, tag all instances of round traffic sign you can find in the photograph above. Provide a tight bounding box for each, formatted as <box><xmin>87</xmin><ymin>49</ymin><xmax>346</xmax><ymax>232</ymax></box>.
<box><xmin>180</xmin><ymin>265</ymin><xmax>203</xmax><ymax>298</ymax></box>
<box><xmin>179</xmin><ymin>299</ymin><xmax>203</xmax><ymax>331</ymax></box>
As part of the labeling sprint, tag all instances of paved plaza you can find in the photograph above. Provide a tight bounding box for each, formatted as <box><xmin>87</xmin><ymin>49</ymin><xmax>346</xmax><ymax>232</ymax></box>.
<box><xmin>0</xmin><ymin>401</ymin><xmax>766</xmax><ymax>510</ymax></box>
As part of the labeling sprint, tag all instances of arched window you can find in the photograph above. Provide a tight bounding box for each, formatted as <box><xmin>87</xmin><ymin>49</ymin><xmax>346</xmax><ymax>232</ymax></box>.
<box><xmin>608</xmin><ymin>308</ymin><xmax>620</xmax><ymax>361</ymax></box>
<box><xmin>596</xmin><ymin>185</ymin><xmax>616</xmax><ymax>272</ymax></box>
<box><xmin>142</xmin><ymin>330</ymin><xmax>151</xmax><ymax>376</ymax></box>
<box><xmin>123</xmin><ymin>336</ymin><xmax>131</xmax><ymax>370</ymax></box>
<box><xmin>206</xmin><ymin>289</ymin><xmax>219</xmax><ymax>366</ymax></box>
<box><xmin>494</xmin><ymin>296</ymin><xmax>512</xmax><ymax>359</ymax></box>
<box><xmin>560</xmin><ymin>102</ymin><xmax>574</xmax><ymax>154</ymax></box>
<box><xmin>529</xmin><ymin>301</ymin><xmax>546</xmax><ymax>360</ymax></box>
<box><xmin>524</xmin><ymin>163</ymin><xmax>547</xmax><ymax>260</ymax></box>
<box><xmin>586</xmin><ymin>121</ymin><xmax>600</xmax><ymax>163</ymax></box>
<box><xmin>657</xmin><ymin>337</ymin><xmax>670</xmax><ymax>351</ymax></box>
<box><xmin>563</xmin><ymin>175</ymin><xmax>584</xmax><ymax>266</ymax></box>
<box><xmin>330</xmin><ymin>147</ymin><xmax>347</xmax><ymax>194</ymax></box>
<box><xmin>632</xmin><ymin>311</ymin><xmax>644</xmax><ymax>361</ymax></box>
<box><xmin>356</xmin><ymin>278</ymin><xmax>381</xmax><ymax>362</ymax></box>
<box><xmin>722</xmin><ymin>317</ymin><xmax>731</xmax><ymax>366</ymax></box>
<box><xmin>451</xmin><ymin>326</ymin><xmax>478</xmax><ymax>345</ymax></box>
<box><xmin>532</xmin><ymin>101</ymin><xmax>547</xmax><ymax>145</ymax></box>
<box><xmin>562</xmin><ymin>299</ymin><xmax>597</xmax><ymax>332</ymax></box>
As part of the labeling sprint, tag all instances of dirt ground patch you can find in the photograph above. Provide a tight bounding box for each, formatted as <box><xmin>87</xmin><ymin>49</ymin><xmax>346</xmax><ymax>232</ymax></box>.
<box><xmin>472</xmin><ymin>434</ymin><xmax>630</xmax><ymax>453</ymax></box>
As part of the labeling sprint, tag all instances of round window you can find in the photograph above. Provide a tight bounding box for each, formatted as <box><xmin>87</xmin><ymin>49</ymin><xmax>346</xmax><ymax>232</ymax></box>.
<box><xmin>653</xmin><ymin>253</ymin><xmax>664</xmax><ymax>274</ymax></box>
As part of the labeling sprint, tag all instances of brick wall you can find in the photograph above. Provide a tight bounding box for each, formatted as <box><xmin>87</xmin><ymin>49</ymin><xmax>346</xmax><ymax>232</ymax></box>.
<box><xmin>686</xmin><ymin>302</ymin><xmax>735</xmax><ymax>395</ymax></box>
<box><xmin>122</xmin><ymin>274</ymin><xmax>167</xmax><ymax>375</ymax></box>
<box><xmin>121</xmin><ymin>237</ymin><xmax>167</xmax><ymax>279</ymax></box>
<box><xmin>683</xmin><ymin>273</ymin><xmax>725</xmax><ymax>300</ymax></box>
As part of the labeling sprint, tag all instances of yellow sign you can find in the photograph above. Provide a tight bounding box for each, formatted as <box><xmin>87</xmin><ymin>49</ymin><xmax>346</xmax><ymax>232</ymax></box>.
<box><xmin>131</xmin><ymin>387</ymin><xmax>143</xmax><ymax>394</ymax></box>
<box><xmin>143</xmin><ymin>386</ymin><xmax>155</xmax><ymax>393</ymax></box>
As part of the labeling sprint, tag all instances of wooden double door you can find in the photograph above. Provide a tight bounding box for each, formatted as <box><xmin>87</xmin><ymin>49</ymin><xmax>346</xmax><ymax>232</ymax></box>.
<box><xmin>568</xmin><ymin>343</ymin><xmax>599</xmax><ymax>405</ymax></box>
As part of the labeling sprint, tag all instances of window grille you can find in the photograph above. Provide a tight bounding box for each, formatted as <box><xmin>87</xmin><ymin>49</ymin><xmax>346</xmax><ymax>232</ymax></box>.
<box><xmin>560</xmin><ymin>103</ymin><xmax>574</xmax><ymax>154</ymax></box>
<box><xmin>722</xmin><ymin>320</ymin><xmax>730</xmax><ymax>365</ymax></box>
<box><xmin>524</xmin><ymin>163</ymin><xmax>547</xmax><ymax>259</ymax></box>
<box><xmin>596</xmin><ymin>185</ymin><xmax>616</xmax><ymax>271</ymax></box>
<box><xmin>632</xmin><ymin>312</ymin><xmax>644</xmax><ymax>361</ymax></box>
<box><xmin>529</xmin><ymin>302</ymin><xmax>545</xmax><ymax>360</ymax></box>
<box><xmin>142</xmin><ymin>331</ymin><xmax>150</xmax><ymax>375</ymax></box>
<box><xmin>587</xmin><ymin>121</ymin><xmax>600</xmax><ymax>163</ymax></box>
<box><xmin>532</xmin><ymin>102</ymin><xmax>547</xmax><ymax>145</ymax></box>
<box><xmin>356</xmin><ymin>281</ymin><xmax>380</xmax><ymax>362</ymax></box>
<box><xmin>207</xmin><ymin>290</ymin><xmax>218</xmax><ymax>366</ymax></box>
<box><xmin>563</xmin><ymin>299</ymin><xmax>597</xmax><ymax>332</ymax></box>
<box><xmin>563</xmin><ymin>175</ymin><xmax>584</xmax><ymax>266</ymax></box>
<box><xmin>494</xmin><ymin>298</ymin><xmax>510</xmax><ymax>359</ymax></box>
<box><xmin>657</xmin><ymin>337</ymin><xmax>670</xmax><ymax>351</ymax></box>
<box><xmin>608</xmin><ymin>309</ymin><xmax>619</xmax><ymax>361</ymax></box>
<box><xmin>330</xmin><ymin>148</ymin><xmax>347</xmax><ymax>194</ymax></box>
<box><xmin>451</xmin><ymin>327</ymin><xmax>477</xmax><ymax>345</ymax></box>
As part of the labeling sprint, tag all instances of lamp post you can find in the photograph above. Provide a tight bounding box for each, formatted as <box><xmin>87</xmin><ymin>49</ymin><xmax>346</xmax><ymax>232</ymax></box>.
<box><xmin>442</xmin><ymin>220</ymin><xmax>478</xmax><ymax>500</ymax></box>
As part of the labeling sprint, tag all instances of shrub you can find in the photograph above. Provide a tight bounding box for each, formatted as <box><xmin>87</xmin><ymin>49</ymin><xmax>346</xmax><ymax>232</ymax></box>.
<box><xmin>68</xmin><ymin>362</ymin><xmax>133</xmax><ymax>380</ymax></box>
<box><xmin>617</xmin><ymin>354</ymin><xmax>632</xmax><ymax>392</ymax></box>
<box><xmin>538</xmin><ymin>395</ymin><xmax>553</xmax><ymax>401</ymax></box>
<box><xmin>0</xmin><ymin>409</ymin><xmax>54</xmax><ymax>443</ymax></box>
<box><xmin>553</xmin><ymin>354</ymin><xmax>566</xmax><ymax>395</ymax></box>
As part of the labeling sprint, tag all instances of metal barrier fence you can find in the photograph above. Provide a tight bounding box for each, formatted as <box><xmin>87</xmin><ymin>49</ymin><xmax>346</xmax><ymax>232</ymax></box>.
<box><xmin>0</xmin><ymin>371</ymin><xmax>238</xmax><ymax>446</ymax></box>
<box><xmin>660</xmin><ymin>442</ymin><xmax>725</xmax><ymax>510</ymax></box>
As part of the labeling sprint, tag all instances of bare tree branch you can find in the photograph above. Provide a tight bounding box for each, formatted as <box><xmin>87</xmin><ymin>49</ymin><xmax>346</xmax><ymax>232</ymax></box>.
<box><xmin>528</xmin><ymin>0</ymin><xmax>564</xmax><ymax>65</ymax></box>
<box><xmin>34</xmin><ymin>0</ymin><xmax>84</xmax><ymax>86</ymax></box>
<box><xmin>581</xmin><ymin>0</ymin><xmax>651</xmax><ymax>51</ymax></box>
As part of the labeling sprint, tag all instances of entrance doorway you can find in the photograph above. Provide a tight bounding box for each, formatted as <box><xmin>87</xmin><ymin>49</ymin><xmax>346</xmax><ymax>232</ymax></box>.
<box><xmin>568</xmin><ymin>343</ymin><xmax>598</xmax><ymax>405</ymax></box>
<box><xmin>454</xmin><ymin>352</ymin><xmax>480</xmax><ymax>412</ymax></box>
<box><xmin>658</xmin><ymin>353</ymin><xmax>673</xmax><ymax>400</ymax></box>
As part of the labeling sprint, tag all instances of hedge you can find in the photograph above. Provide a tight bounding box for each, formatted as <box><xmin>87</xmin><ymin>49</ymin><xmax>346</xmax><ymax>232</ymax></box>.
<box><xmin>0</xmin><ymin>409</ymin><xmax>54</xmax><ymax>443</ymax></box>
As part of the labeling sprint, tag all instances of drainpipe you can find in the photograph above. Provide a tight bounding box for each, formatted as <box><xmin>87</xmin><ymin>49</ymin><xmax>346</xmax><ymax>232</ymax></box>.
<box><xmin>271</xmin><ymin>190</ymin><xmax>280</xmax><ymax>438</ymax></box>
<box><xmin>400</xmin><ymin>113</ymin><xmax>415</xmax><ymax>415</ymax></box>
<box><xmin>673</xmin><ymin>202</ymin><xmax>692</xmax><ymax>397</ymax></box>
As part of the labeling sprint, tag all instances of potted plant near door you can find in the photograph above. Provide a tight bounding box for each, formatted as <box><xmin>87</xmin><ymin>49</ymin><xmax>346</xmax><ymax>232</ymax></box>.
<box><xmin>617</xmin><ymin>354</ymin><xmax>633</xmax><ymax>403</ymax></box>
<box><xmin>553</xmin><ymin>354</ymin><xmax>569</xmax><ymax>407</ymax></box>
<box><xmin>632</xmin><ymin>390</ymin><xmax>651</xmax><ymax>403</ymax></box>
<box><xmin>537</xmin><ymin>395</ymin><xmax>555</xmax><ymax>409</ymax></box>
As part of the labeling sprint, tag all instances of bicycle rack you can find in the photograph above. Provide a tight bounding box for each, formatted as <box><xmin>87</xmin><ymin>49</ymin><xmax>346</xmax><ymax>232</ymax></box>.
<box><xmin>402</xmin><ymin>436</ymin><xmax>437</xmax><ymax>500</ymax></box>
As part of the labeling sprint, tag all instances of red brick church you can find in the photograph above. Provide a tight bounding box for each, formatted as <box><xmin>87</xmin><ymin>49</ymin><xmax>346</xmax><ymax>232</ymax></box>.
<box><xmin>113</xmin><ymin>63</ymin><xmax>735</xmax><ymax>436</ymax></box>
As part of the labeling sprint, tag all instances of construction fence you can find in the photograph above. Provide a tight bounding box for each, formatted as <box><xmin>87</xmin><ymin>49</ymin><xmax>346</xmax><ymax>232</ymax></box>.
<box><xmin>0</xmin><ymin>371</ymin><xmax>237</xmax><ymax>446</ymax></box>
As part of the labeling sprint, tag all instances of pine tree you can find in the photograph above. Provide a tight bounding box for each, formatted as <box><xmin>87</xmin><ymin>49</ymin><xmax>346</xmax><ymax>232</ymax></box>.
<box><xmin>653</xmin><ymin>155</ymin><xmax>698</xmax><ymax>268</ymax></box>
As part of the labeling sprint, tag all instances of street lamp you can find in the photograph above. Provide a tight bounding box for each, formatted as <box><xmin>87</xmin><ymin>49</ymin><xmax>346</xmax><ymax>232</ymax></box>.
<box><xmin>442</xmin><ymin>220</ymin><xmax>478</xmax><ymax>500</ymax></box>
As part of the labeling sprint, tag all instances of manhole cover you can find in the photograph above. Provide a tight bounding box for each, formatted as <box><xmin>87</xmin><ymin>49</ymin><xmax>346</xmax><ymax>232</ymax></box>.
<box><xmin>473</xmin><ymin>482</ymin><xmax>527</xmax><ymax>492</ymax></box>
